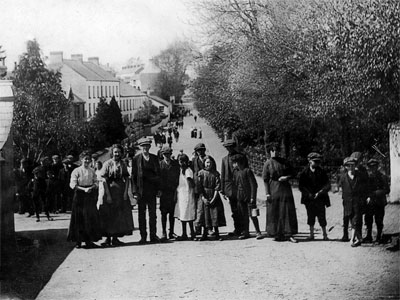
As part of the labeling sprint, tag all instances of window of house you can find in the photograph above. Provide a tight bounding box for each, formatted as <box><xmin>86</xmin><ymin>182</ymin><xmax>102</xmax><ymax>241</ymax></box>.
<box><xmin>88</xmin><ymin>86</ymin><xmax>91</xmax><ymax>99</ymax></box>
<box><xmin>88</xmin><ymin>103</ymin><xmax>91</xmax><ymax>117</ymax></box>
<box><xmin>97</xmin><ymin>86</ymin><xmax>99</xmax><ymax>98</ymax></box>
<box><xmin>116</xmin><ymin>86</ymin><xmax>119</xmax><ymax>96</ymax></box>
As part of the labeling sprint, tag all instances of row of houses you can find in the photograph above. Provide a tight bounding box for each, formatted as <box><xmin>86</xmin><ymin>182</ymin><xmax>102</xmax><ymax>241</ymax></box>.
<box><xmin>47</xmin><ymin>52</ymin><xmax>170</xmax><ymax>123</ymax></box>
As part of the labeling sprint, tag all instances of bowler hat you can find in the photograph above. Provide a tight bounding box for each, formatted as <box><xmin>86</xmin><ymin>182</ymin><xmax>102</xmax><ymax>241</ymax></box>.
<box><xmin>161</xmin><ymin>146</ymin><xmax>172</xmax><ymax>154</ymax></box>
<box><xmin>343</xmin><ymin>157</ymin><xmax>356</xmax><ymax>165</ymax></box>
<box><xmin>194</xmin><ymin>143</ymin><xmax>206</xmax><ymax>151</ymax></box>
<box><xmin>307</xmin><ymin>152</ymin><xmax>322</xmax><ymax>161</ymax></box>
<box><xmin>223</xmin><ymin>139</ymin><xmax>236</xmax><ymax>147</ymax></box>
<box><xmin>367</xmin><ymin>158</ymin><xmax>379</xmax><ymax>166</ymax></box>
<box><xmin>138</xmin><ymin>137</ymin><xmax>152</xmax><ymax>146</ymax></box>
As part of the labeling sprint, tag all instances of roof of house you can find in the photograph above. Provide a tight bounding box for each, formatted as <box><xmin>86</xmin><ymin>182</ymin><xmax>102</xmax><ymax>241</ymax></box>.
<box><xmin>119</xmin><ymin>82</ymin><xmax>146</xmax><ymax>97</ymax></box>
<box><xmin>83</xmin><ymin>62</ymin><xmax>119</xmax><ymax>81</ymax></box>
<box><xmin>72</xmin><ymin>93</ymin><xmax>86</xmax><ymax>104</ymax></box>
<box><xmin>149</xmin><ymin>95</ymin><xmax>171</xmax><ymax>107</ymax></box>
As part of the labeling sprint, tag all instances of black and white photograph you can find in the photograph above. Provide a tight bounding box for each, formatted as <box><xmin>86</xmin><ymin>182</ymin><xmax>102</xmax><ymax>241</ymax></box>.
<box><xmin>0</xmin><ymin>0</ymin><xmax>399</xmax><ymax>299</ymax></box>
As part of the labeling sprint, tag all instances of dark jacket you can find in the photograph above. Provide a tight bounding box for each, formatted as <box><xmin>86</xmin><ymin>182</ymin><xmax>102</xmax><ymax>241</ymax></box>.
<box><xmin>159</xmin><ymin>159</ymin><xmax>180</xmax><ymax>192</ymax></box>
<box><xmin>234</xmin><ymin>168</ymin><xmax>257</xmax><ymax>203</ymax></box>
<box><xmin>368</xmin><ymin>171</ymin><xmax>390</xmax><ymax>206</ymax></box>
<box><xmin>299</xmin><ymin>166</ymin><xmax>331</xmax><ymax>207</ymax></box>
<box><xmin>220</xmin><ymin>153</ymin><xmax>248</xmax><ymax>198</ymax></box>
<box><xmin>192</xmin><ymin>155</ymin><xmax>206</xmax><ymax>194</ymax></box>
<box><xmin>338</xmin><ymin>170</ymin><xmax>369</xmax><ymax>216</ymax></box>
<box><xmin>131</xmin><ymin>153</ymin><xmax>160</xmax><ymax>196</ymax></box>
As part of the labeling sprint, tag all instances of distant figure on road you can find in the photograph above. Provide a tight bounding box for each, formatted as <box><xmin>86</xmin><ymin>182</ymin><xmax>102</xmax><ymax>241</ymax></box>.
<box><xmin>67</xmin><ymin>150</ymin><xmax>101</xmax><ymax>249</ymax></box>
<box><xmin>194</xmin><ymin>115</ymin><xmax>197</xmax><ymax>122</ymax></box>
<box><xmin>299</xmin><ymin>152</ymin><xmax>331</xmax><ymax>241</ymax></box>
<box><xmin>198</xmin><ymin>128</ymin><xmax>202</xmax><ymax>139</ymax></box>
<box><xmin>262</xmin><ymin>143</ymin><xmax>298</xmax><ymax>243</ymax></box>
<box><xmin>98</xmin><ymin>144</ymin><xmax>134</xmax><ymax>247</ymax></box>
<box><xmin>132</xmin><ymin>138</ymin><xmax>162</xmax><ymax>244</ymax></box>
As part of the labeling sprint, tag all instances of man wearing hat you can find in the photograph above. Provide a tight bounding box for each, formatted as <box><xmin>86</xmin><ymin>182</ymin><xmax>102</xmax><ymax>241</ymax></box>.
<box><xmin>159</xmin><ymin>146</ymin><xmax>180</xmax><ymax>240</ymax></box>
<box><xmin>363</xmin><ymin>159</ymin><xmax>390</xmax><ymax>243</ymax></box>
<box><xmin>132</xmin><ymin>137</ymin><xmax>162</xmax><ymax>243</ymax></box>
<box><xmin>50</xmin><ymin>155</ymin><xmax>63</xmax><ymax>213</ymax></box>
<box><xmin>299</xmin><ymin>152</ymin><xmax>331</xmax><ymax>240</ymax></box>
<box><xmin>220</xmin><ymin>139</ymin><xmax>249</xmax><ymax>236</ymax></box>
<box><xmin>338</xmin><ymin>156</ymin><xmax>369</xmax><ymax>247</ymax></box>
<box><xmin>192</xmin><ymin>143</ymin><xmax>214</xmax><ymax>236</ymax></box>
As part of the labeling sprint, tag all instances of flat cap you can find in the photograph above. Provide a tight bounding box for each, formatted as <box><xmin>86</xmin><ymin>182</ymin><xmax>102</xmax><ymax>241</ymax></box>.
<box><xmin>52</xmin><ymin>155</ymin><xmax>60</xmax><ymax>159</ymax></box>
<box><xmin>307</xmin><ymin>152</ymin><xmax>322</xmax><ymax>161</ymax></box>
<box><xmin>223</xmin><ymin>139</ymin><xmax>236</xmax><ymax>147</ymax></box>
<box><xmin>367</xmin><ymin>158</ymin><xmax>379</xmax><ymax>166</ymax></box>
<box><xmin>40</xmin><ymin>156</ymin><xmax>49</xmax><ymax>162</ymax></box>
<box><xmin>194</xmin><ymin>143</ymin><xmax>206</xmax><ymax>151</ymax></box>
<box><xmin>343</xmin><ymin>157</ymin><xmax>356</xmax><ymax>165</ymax></box>
<box><xmin>138</xmin><ymin>137</ymin><xmax>152</xmax><ymax>146</ymax></box>
<box><xmin>32</xmin><ymin>166</ymin><xmax>41</xmax><ymax>174</ymax></box>
<box><xmin>161</xmin><ymin>146</ymin><xmax>172</xmax><ymax>154</ymax></box>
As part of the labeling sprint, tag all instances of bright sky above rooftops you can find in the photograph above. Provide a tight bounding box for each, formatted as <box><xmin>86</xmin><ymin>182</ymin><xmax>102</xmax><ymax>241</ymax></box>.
<box><xmin>0</xmin><ymin>0</ymin><xmax>196</xmax><ymax>71</ymax></box>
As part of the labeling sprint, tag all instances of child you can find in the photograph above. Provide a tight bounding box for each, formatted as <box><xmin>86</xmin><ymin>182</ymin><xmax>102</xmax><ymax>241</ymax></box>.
<box><xmin>45</xmin><ymin>169</ymin><xmax>59</xmax><ymax>215</ymax></box>
<box><xmin>231</xmin><ymin>154</ymin><xmax>263</xmax><ymax>240</ymax></box>
<box><xmin>197</xmin><ymin>156</ymin><xmax>226</xmax><ymax>241</ymax></box>
<box><xmin>338</xmin><ymin>157</ymin><xmax>369</xmax><ymax>247</ymax></box>
<box><xmin>174</xmin><ymin>154</ymin><xmax>196</xmax><ymax>240</ymax></box>
<box><xmin>364</xmin><ymin>159</ymin><xmax>390</xmax><ymax>243</ymax></box>
<box><xmin>28</xmin><ymin>167</ymin><xmax>52</xmax><ymax>222</ymax></box>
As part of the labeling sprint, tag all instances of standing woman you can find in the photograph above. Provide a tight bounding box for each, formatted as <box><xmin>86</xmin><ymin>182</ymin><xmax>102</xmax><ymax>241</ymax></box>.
<box><xmin>174</xmin><ymin>154</ymin><xmax>197</xmax><ymax>240</ymax></box>
<box><xmin>262</xmin><ymin>143</ymin><xmax>298</xmax><ymax>243</ymax></box>
<box><xmin>98</xmin><ymin>144</ymin><xmax>134</xmax><ymax>246</ymax></box>
<box><xmin>67</xmin><ymin>151</ymin><xmax>101</xmax><ymax>249</ymax></box>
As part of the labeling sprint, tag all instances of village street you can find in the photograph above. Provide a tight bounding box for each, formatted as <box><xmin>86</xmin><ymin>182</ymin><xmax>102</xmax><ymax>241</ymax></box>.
<box><xmin>14</xmin><ymin>113</ymin><xmax>400</xmax><ymax>300</ymax></box>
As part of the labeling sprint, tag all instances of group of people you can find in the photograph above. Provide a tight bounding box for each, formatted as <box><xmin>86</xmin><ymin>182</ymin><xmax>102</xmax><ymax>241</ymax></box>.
<box><xmin>14</xmin><ymin>155</ymin><xmax>76</xmax><ymax>222</ymax></box>
<box><xmin>190</xmin><ymin>127</ymin><xmax>202</xmax><ymax>139</ymax></box>
<box><xmin>262</xmin><ymin>145</ymin><xmax>390</xmax><ymax>247</ymax></box>
<box><xmin>153</xmin><ymin>124</ymin><xmax>180</xmax><ymax>149</ymax></box>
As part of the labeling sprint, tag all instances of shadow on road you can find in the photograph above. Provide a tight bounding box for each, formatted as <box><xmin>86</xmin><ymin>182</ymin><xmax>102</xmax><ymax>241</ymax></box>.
<box><xmin>1</xmin><ymin>228</ymin><xmax>74</xmax><ymax>300</ymax></box>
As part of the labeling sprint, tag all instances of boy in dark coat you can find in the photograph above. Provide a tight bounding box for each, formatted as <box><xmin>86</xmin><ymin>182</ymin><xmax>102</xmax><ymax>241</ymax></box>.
<box><xmin>231</xmin><ymin>154</ymin><xmax>263</xmax><ymax>240</ymax></box>
<box><xmin>338</xmin><ymin>157</ymin><xmax>369</xmax><ymax>247</ymax></box>
<box><xmin>299</xmin><ymin>152</ymin><xmax>331</xmax><ymax>240</ymax></box>
<box><xmin>363</xmin><ymin>159</ymin><xmax>390</xmax><ymax>243</ymax></box>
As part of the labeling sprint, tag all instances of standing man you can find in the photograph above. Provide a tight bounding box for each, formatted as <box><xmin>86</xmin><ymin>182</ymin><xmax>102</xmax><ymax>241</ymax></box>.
<box><xmin>51</xmin><ymin>155</ymin><xmax>63</xmax><ymax>213</ymax></box>
<box><xmin>220</xmin><ymin>139</ymin><xmax>247</xmax><ymax>236</ymax></box>
<box><xmin>364</xmin><ymin>158</ymin><xmax>390</xmax><ymax>243</ymax></box>
<box><xmin>299</xmin><ymin>152</ymin><xmax>331</xmax><ymax>241</ymax></box>
<box><xmin>159</xmin><ymin>146</ymin><xmax>180</xmax><ymax>240</ymax></box>
<box><xmin>132</xmin><ymin>138</ymin><xmax>162</xmax><ymax>244</ymax></box>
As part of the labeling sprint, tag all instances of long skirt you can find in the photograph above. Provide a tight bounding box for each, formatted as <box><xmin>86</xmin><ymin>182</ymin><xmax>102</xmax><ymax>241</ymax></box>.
<box><xmin>67</xmin><ymin>189</ymin><xmax>102</xmax><ymax>243</ymax></box>
<box><xmin>99</xmin><ymin>179</ymin><xmax>134</xmax><ymax>237</ymax></box>
<box><xmin>266</xmin><ymin>181</ymin><xmax>298</xmax><ymax>237</ymax></box>
<box><xmin>197</xmin><ymin>196</ymin><xmax>226</xmax><ymax>228</ymax></box>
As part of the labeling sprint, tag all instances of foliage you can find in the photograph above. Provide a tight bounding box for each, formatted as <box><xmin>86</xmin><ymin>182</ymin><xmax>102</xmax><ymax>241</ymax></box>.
<box><xmin>153</xmin><ymin>40</ymin><xmax>194</xmax><ymax>103</ymax></box>
<box><xmin>89</xmin><ymin>96</ymin><xmax>126</xmax><ymax>147</ymax></box>
<box><xmin>12</xmin><ymin>40</ymin><xmax>72</xmax><ymax>162</ymax></box>
<box><xmin>192</xmin><ymin>0</ymin><xmax>400</xmax><ymax>161</ymax></box>
<box><xmin>133</xmin><ymin>99</ymin><xmax>161</xmax><ymax>124</ymax></box>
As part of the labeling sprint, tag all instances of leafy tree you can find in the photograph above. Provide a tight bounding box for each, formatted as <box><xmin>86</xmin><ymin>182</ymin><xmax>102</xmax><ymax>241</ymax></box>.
<box><xmin>90</xmin><ymin>97</ymin><xmax>126</xmax><ymax>147</ymax></box>
<box><xmin>134</xmin><ymin>99</ymin><xmax>160</xmax><ymax>124</ymax></box>
<box><xmin>12</xmin><ymin>40</ymin><xmax>72</xmax><ymax>162</ymax></box>
<box><xmin>153</xmin><ymin>40</ymin><xmax>195</xmax><ymax>102</ymax></box>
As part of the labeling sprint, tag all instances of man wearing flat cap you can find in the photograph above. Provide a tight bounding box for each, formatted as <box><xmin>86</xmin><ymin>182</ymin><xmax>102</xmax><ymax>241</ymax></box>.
<box><xmin>363</xmin><ymin>159</ymin><xmax>390</xmax><ymax>243</ymax></box>
<box><xmin>220</xmin><ymin>139</ymin><xmax>249</xmax><ymax>236</ymax></box>
<box><xmin>299</xmin><ymin>152</ymin><xmax>331</xmax><ymax>240</ymax></box>
<box><xmin>159</xmin><ymin>146</ymin><xmax>180</xmax><ymax>240</ymax></box>
<box><xmin>132</xmin><ymin>137</ymin><xmax>162</xmax><ymax>243</ymax></box>
<box><xmin>338</xmin><ymin>156</ymin><xmax>369</xmax><ymax>247</ymax></box>
<box><xmin>58</xmin><ymin>156</ymin><xmax>75</xmax><ymax>213</ymax></box>
<box><xmin>192</xmin><ymin>143</ymin><xmax>214</xmax><ymax>236</ymax></box>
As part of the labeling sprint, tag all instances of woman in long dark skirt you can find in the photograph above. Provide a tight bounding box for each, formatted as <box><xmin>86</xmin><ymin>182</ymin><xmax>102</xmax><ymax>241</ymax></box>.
<box><xmin>67</xmin><ymin>151</ymin><xmax>102</xmax><ymax>249</ymax></box>
<box><xmin>262</xmin><ymin>144</ymin><xmax>298</xmax><ymax>243</ymax></box>
<box><xmin>98</xmin><ymin>144</ymin><xmax>134</xmax><ymax>246</ymax></box>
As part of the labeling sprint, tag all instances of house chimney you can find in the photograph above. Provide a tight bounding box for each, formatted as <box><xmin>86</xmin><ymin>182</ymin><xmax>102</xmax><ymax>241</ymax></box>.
<box><xmin>88</xmin><ymin>57</ymin><xmax>99</xmax><ymax>65</ymax></box>
<box><xmin>71</xmin><ymin>54</ymin><xmax>83</xmax><ymax>62</ymax></box>
<box><xmin>49</xmin><ymin>51</ymin><xmax>63</xmax><ymax>64</ymax></box>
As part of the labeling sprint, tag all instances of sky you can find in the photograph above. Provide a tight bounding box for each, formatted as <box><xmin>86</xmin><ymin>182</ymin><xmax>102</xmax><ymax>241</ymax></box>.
<box><xmin>0</xmin><ymin>0</ymin><xmax>199</xmax><ymax>71</ymax></box>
